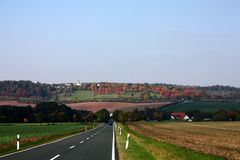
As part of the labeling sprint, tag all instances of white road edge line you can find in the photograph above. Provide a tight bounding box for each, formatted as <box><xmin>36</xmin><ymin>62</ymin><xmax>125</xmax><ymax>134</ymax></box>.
<box><xmin>0</xmin><ymin>124</ymin><xmax>104</xmax><ymax>158</ymax></box>
<box><xmin>80</xmin><ymin>141</ymin><xmax>84</xmax><ymax>144</ymax></box>
<box><xmin>112</xmin><ymin>122</ymin><xmax>115</xmax><ymax>160</ymax></box>
<box><xmin>69</xmin><ymin>145</ymin><xmax>75</xmax><ymax>149</ymax></box>
<box><xmin>50</xmin><ymin>154</ymin><xmax>60</xmax><ymax>160</ymax></box>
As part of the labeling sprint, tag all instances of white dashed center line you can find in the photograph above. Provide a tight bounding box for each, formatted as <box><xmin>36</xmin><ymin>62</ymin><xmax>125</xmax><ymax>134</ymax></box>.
<box><xmin>50</xmin><ymin>154</ymin><xmax>60</xmax><ymax>160</ymax></box>
<box><xmin>69</xmin><ymin>145</ymin><xmax>75</xmax><ymax>149</ymax></box>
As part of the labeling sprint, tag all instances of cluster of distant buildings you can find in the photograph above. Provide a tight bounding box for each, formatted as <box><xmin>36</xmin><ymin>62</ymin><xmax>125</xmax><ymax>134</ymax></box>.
<box><xmin>170</xmin><ymin>112</ymin><xmax>211</xmax><ymax>121</ymax></box>
<box><xmin>64</xmin><ymin>81</ymin><xmax>82</xmax><ymax>87</ymax></box>
<box><xmin>171</xmin><ymin>112</ymin><xmax>192</xmax><ymax>121</ymax></box>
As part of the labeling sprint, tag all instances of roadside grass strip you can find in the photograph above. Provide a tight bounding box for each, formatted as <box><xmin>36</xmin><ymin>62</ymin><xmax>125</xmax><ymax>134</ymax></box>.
<box><xmin>116</xmin><ymin>123</ymin><xmax>154</xmax><ymax>160</ymax></box>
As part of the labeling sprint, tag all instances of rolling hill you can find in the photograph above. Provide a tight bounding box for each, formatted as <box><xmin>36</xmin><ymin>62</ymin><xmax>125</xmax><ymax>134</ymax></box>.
<box><xmin>160</xmin><ymin>101</ymin><xmax>240</xmax><ymax>112</ymax></box>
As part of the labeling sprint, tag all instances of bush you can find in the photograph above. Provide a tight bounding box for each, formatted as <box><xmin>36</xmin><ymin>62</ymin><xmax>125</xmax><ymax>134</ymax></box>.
<box><xmin>212</xmin><ymin>111</ymin><xmax>229</xmax><ymax>121</ymax></box>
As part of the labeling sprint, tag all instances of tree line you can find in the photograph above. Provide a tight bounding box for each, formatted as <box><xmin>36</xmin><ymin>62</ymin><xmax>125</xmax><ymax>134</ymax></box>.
<box><xmin>1</xmin><ymin>102</ymin><xmax>240</xmax><ymax>123</ymax></box>
<box><xmin>186</xmin><ymin>109</ymin><xmax>240</xmax><ymax>121</ymax></box>
<box><xmin>112</xmin><ymin>108</ymin><xmax>240</xmax><ymax>123</ymax></box>
<box><xmin>0</xmin><ymin>80</ymin><xmax>56</xmax><ymax>99</ymax></box>
<box><xmin>112</xmin><ymin>108</ymin><xmax>171</xmax><ymax>123</ymax></box>
<box><xmin>0</xmin><ymin>102</ymin><xmax>110</xmax><ymax>123</ymax></box>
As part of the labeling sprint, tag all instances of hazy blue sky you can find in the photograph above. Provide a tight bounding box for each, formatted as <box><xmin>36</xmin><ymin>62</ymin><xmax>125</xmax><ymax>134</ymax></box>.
<box><xmin>0</xmin><ymin>0</ymin><xmax>240</xmax><ymax>86</ymax></box>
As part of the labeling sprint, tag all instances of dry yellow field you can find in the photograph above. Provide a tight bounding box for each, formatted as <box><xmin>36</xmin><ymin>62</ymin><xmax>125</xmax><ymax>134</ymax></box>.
<box><xmin>129</xmin><ymin>122</ymin><xmax>240</xmax><ymax>160</ymax></box>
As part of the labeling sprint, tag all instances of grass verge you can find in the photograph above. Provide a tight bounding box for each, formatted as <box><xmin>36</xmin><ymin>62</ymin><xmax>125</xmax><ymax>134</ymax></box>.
<box><xmin>115</xmin><ymin>123</ymin><xmax>154</xmax><ymax>160</ymax></box>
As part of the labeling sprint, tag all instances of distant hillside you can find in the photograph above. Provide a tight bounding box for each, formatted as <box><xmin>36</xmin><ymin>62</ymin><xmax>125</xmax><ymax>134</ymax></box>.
<box><xmin>0</xmin><ymin>81</ymin><xmax>240</xmax><ymax>103</ymax></box>
<box><xmin>159</xmin><ymin>101</ymin><xmax>240</xmax><ymax>113</ymax></box>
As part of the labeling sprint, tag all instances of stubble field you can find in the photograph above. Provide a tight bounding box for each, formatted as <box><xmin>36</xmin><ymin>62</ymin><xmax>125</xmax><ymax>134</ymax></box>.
<box><xmin>129</xmin><ymin>122</ymin><xmax>240</xmax><ymax>160</ymax></box>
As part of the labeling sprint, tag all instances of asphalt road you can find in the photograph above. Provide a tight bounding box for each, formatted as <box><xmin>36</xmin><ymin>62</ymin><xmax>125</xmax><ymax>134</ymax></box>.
<box><xmin>0</xmin><ymin>124</ymin><xmax>114</xmax><ymax>160</ymax></box>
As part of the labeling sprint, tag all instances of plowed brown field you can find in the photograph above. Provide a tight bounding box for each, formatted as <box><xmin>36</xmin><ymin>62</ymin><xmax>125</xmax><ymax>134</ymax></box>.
<box><xmin>0</xmin><ymin>101</ymin><xmax>170</xmax><ymax>112</ymax></box>
<box><xmin>0</xmin><ymin>101</ymin><xmax>34</xmax><ymax>106</ymax></box>
<box><xmin>67</xmin><ymin>102</ymin><xmax>170</xmax><ymax>112</ymax></box>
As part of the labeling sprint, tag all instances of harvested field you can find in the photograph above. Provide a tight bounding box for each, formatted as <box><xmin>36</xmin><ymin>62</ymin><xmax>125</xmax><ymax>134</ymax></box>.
<box><xmin>67</xmin><ymin>102</ymin><xmax>170</xmax><ymax>112</ymax></box>
<box><xmin>0</xmin><ymin>101</ymin><xmax>171</xmax><ymax>112</ymax></box>
<box><xmin>129</xmin><ymin>122</ymin><xmax>240</xmax><ymax>160</ymax></box>
<box><xmin>0</xmin><ymin>101</ymin><xmax>34</xmax><ymax>107</ymax></box>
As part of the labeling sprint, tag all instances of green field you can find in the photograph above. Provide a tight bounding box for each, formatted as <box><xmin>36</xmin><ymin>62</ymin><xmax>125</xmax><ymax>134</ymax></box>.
<box><xmin>59</xmin><ymin>90</ymin><xmax>94</xmax><ymax>101</ymax></box>
<box><xmin>160</xmin><ymin>101</ymin><xmax>240</xmax><ymax>112</ymax></box>
<box><xmin>116</xmin><ymin>123</ymin><xmax>223</xmax><ymax>160</ymax></box>
<box><xmin>0</xmin><ymin>123</ymin><xmax>96</xmax><ymax>155</ymax></box>
<box><xmin>59</xmin><ymin>90</ymin><xmax>161</xmax><ymax>102</ymax></box>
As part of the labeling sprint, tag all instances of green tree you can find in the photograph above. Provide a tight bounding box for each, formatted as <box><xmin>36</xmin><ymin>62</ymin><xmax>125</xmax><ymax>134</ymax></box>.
<box><xmin>112</xmin><ymin>110</ymin><xmax>120</xmax><ymax>122</ymax></box>
<box><xmin>96</xmin><ymin>109</ymin><xmax>110</xmax><ymax>123</ymax></box>
<box><xmin>186</xmin><ymin>110</ymin><xmax>203</xmax><ymax>121</ymax></box>
<box><xmin>34</xmin><ymin>113</ymin><xmax>45</xmax><ymax>123</ymax></box>
<box><xmin>57</xmin><ymin>112</ymin><xmax>66</xmax><ymax>122</ymax></box>
<box><xmin>131</xmin><ymin>109</ymin><xmax>142</xmax><ymax>122</ymax></box>
<box><xmin>144</xmin><ymin>93</ymin><xmax>151</xmax><ymax>101</ymax></box>
<box><xmin>152</xmin><ymin>111</ymin><xmax>163</xmax><ymax>121</ymax></box>
<box><xmin>0</xmin><ymin>113</ymin><xmax>6</xmax><ymax>123</ymax></box>
<box><xmin>118</xmin><ymin>111</ymin><xmax>128</xmax><ymax>124</ymax></box>
<box><xmin>86</xmin><ymin>112</ymin><xmax>96</xmax><ymax>122</ymax></box>
<box><xmin>73</xmin><ymin>114</ymin><xmax>79</xmax><ymax>122</ymax></box>
<box><xmin>212</xmin><ymin>111</ymin><xmax>229</xmax><ymax>121</ymax></box>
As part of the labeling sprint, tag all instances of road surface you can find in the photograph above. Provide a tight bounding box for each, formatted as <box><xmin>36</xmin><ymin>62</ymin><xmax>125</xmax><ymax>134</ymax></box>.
<box><xmin>0</xmin><ymin>124</ymin><xmax>114</xmax><ymax>160</ymax></box>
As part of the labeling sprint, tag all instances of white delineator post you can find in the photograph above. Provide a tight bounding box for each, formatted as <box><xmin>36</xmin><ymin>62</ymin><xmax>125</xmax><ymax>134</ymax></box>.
<box><xmin>119</xmin><ymin>127</ymin><xmax>122</xmax><ymax>135</ymax></box>
<box><xmin>17</xmin><ymin>134</ymin><xmax>20</xmax><ymax>150</ymax></box>
<box><xmin>125</xmin><ymin>134</ymin><xmax>130</xmax><ymax>150</ymax></box>
<box><xmin>112</xmin><ymin>122</ymin><xmax>115</xmax><ymax>160</ymax></box>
